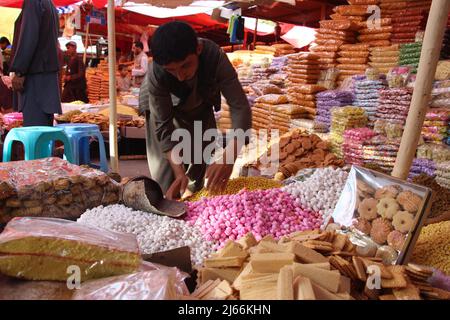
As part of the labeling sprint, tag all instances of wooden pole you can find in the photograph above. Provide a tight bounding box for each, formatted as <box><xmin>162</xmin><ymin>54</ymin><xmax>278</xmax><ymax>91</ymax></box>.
<box><xmin>392</xmin><ymin>0</ymin><xmax>450</xmax><ymax>180</ymax></box>
<box><xmin>107</xmin><ymin>0</ymin><xmax>119</xmax><ymax>173</ymax></box>
<box><xmin>253</xmin><ymin>18</ymin><xmax>258</xmax><ymax>50</ymax></box>
<box><xmin>83</xmin><ymin>23</ymin><xmax>90</xmax><ymax>65</ymax></box>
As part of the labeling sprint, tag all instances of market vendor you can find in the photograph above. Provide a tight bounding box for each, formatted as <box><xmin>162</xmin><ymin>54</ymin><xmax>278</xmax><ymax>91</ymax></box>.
<box><xmin>139</xmin><ymin>21</ymin><xmax>251</xmax><ymax>200</ymax></box>
<box><xmin>131</xmin><ymin>41</ymin><xmax>148</xmax><ymax>87</ymax></box>
<box><xmin>61</xmin><ymin>41</ymin><xmax>88</xmax><ymax>103</ymax></box>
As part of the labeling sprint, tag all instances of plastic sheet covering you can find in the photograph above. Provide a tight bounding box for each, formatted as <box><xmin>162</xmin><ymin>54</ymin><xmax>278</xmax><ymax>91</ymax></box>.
<box><xmin>0</xmin><ymin>217</ymin><xmax>141</xmax><ymax>282</ymax></box>
<box><xmin>72</xmin><ymin>262</ymin><xmax>190</xmax><ymax>300</ymax></box>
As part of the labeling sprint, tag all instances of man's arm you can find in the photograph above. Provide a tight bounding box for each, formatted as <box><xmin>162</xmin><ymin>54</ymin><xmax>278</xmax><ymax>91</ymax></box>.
<box><xmin>132</xmin><ymin>55</ymin><xmax>149</xmax><ymax>77</ymax></box>
<box><xmin>205</xmin><ymin>49</ymin><xmax>252</xmax><ymax>192</ymax></box>
<box><xmin>10</xmin><ymin>0</ymin><xmax>42</xmax><ymax>75</ymax></box>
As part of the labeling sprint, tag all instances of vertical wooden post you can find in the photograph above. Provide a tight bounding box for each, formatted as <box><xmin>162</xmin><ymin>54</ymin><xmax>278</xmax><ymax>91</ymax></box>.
<box><xmin>108</xmin><ymin>0</ymin><xmax>119</xmax><ymax>173</ymax></box>
<box><xmin>253</xmin><ymin>18</ymin><xmax>258</xmax><ymax>50</ymax></box>
<box><xmin>392</xmin><ymin>0</ymin><xmax>450</xmax><ymax>180</ymax></box>
<box><xmin>83</xmin><ymin>23</ymin><xmax>90</xmax><ymax>65</ymax></box>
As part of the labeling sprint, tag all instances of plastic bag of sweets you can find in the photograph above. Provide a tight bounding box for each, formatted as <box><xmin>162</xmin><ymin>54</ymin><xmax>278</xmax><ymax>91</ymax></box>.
<box><xmin>332</xmin><ymin>165</ymin><xmax>432</xmax><ymax>264</ymax></box>
<box><xmin>0</xmin><ymin>158</ymin><xmax>121</xmax><ymax>224</ymax></box>
<box><xmin>0</xmin><ymin>217</ymin><xmax>141</xmax><ymax>281</ymax></box>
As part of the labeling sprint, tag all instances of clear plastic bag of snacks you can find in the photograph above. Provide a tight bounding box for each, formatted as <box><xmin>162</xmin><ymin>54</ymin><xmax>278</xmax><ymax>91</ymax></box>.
<box><xmin>0</xmin><ymin>157</ymin><xmax>121</xmax><ymax>224</ymax></box>
<box><xmin>331</xmin><ymin>166</ymin><xmax>432</xmax><ymax>264</ymax></box>
<box><xmin>0</xmin><ymin>217</ymin><xmax>141</xmax><ymax>282</ymax></box>
<box><xmin>72</xmin><ymin>262</ymin><xmax>189</xmax><ymax>300</ymax></box>
<box><xmin>387</xmin><ymin>66</ymin><xmax>411</xmax><ymax>88</ymax></box>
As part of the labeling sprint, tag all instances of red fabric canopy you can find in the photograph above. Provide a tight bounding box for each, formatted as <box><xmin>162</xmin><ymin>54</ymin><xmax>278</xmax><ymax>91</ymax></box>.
<box><xmin>0</xmin><ymin>0</ymin><xmax>107</xmax><ymax>9</ymax></box>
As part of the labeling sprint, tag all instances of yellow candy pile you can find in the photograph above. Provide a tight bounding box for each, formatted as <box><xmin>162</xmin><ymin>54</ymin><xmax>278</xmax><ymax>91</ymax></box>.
<box><xmin>186</xmin><ymin>177</ymin><xmax>282</xmax><ymax>202</ymax></box>
<box><xmin>411</xmin><ymin>221</ymin><xmax>450</xmax><ymax>275</ymax></box>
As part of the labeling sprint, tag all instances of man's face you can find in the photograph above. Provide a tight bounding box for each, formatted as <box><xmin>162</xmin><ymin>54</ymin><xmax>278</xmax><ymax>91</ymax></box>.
<box><xmin>162</xmin><ymin>44</ymin><xmax>202</xmax><ymax>82</ymax></box>
<box><xmin>133</xmin><ymin>45</ymin><xmax>141</xmax><ymax>55</ymax></box>
<box><xmin>66</xmin><ymin>45</ymin><xmax>76</xmax><ymax>55</ymax></box>
<box><xmin>0</xmin><ymin>43</ymin><xmax>6</xmax><ymax>50</ymax></box>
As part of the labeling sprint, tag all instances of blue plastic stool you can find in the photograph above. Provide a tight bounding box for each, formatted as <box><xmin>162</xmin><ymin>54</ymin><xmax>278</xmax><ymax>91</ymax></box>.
<box><xmin>2</xmin><ymin>126</ymin><xmax>74</xmax><ymax>163</ymax></box>
<box><xmin>56</xmin><ymin>123</ymin><xmax>108</xmax><ymax>172</ymax></box>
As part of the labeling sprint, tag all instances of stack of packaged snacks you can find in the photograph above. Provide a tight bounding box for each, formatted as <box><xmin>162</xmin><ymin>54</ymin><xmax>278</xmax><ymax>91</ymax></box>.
<box><xmin>253</xmin><ymin>45</ymin><xmax>276</xmax><ymax>56</ymax></box>
<box><xmin>285</xmin><ymin>53</ymin><xmax>321</xmax><ymax>85</ymax></box>
<box><xmin>430</xmin><ymin>80</ymin><xmax>450</xmax><ymax>109</ymax></box>
<box><xmin>399</xmin><ymin>42</ymin><xmax>423</xmax><ymax>73</ymax></box>
<box><xmin>435</xmin><ymin>161</ymin><xmax>450</xmax><ymax>189</ymax></box>
<box><xmin>369</xmin><ymin>44</ymin><xmax>400</xmax><ymax>74</ymax></box>
<box><xmin>336</xmin><ymin>43</ymin><xmax>370</xmax><ymax>83</ymax></box>
<box><xmin>417</xmin><ymin>143</ymin><xmax>450</xmax><ymax>163</ymax></box>
<box><xmin>343</xmin><ymin>127</ymin><xmax>377</xmax><ymax>165</ymax></box>
<box><xmin>421</xmin><ymin>109</ymin><xmax>450</xmax><ymax>145</ymax></box>
<box><xmin>389</xmin><ymin>8</ymin><xmax>429</xmax><ymax>44</ymax></box>
<box><xmin>353</xmin><ymin>74</ymin><xmax>387</xmax><ymax>124</ymax></box>
<box><xmin>376</xmin><ymin>88</ymin><xmax>413</xmax><ymax>124</ymax></box>
<box><xmin>315</xmin><ymin>90</ymin><xmax>354</xmax><ymax>133</ymax></box>
<box><xmin>236</xmin><ymin>62</ymin><xmax>253</xmax><ymax>87</ymax></box>
<box><xmin>317</xmin><ymin>68</ymin><xmax>340</xmax><ymax>90</ymax></box>
<box><xmin>362</xmin><ymin>135</ymin><xmax>400</xmax><ymax>173</ymax></box>
<box><xmin>251</xmin><ymin>60</ymin><xmax>278</xmax><ymax>83</ymax></box>
<box><xmin>408</xmin><ymin>158</ymin><xmax>436</xmax><ymax>180</ymax></box>
<box><xmin>357</xmin><ymin>18</ymin><xmax>392</xmax><ymax>48</ymax></box>
<box><xmin>271</xmin><ymin>43</ymin><xmax>296</xmax><ymax>56</ymax></box>
<box><xmin>381</xmin><ymin>1</ymin><xmax>431</xmax><ymax>17</ymax></box>
<box><xmin>310</xmin><ymin>19</ymin><xmax>359</xmax><ymax>71</ymax></box>
<box><xmin>330</xmin><ymin>106</ymin><xmax>368</xmax><ymax>158</ymax></box>
<box><xmin>269</xmin><ymin>56</ymin><xmax>289</xmax><ymax>88</ymax></box>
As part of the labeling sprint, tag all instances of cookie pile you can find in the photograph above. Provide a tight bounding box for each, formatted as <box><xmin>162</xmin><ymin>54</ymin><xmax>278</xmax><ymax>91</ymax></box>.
<box><xmin>411</xmin><ymin>174</ymin><xmax>450</xmax><ymax>219</ymax></box>
<box><xmin>343</xmin><ymin>128</ymin><xmax>377</xmax><ymax>165</ymax></box>
<box><xmin>330</xmin><ymin>106</ymin><xmax>368</xmax><ymax>158</ymax></box>
<box><xmin>314</xmin><ymin>90</ymin><xmax>354</xmax><ymax>133</ymax></box>
<box><xmin>399</xmin><ymin>42</ymin><xmax>422</xmax><ymax>73</ymax></box>
<box><xmin>376</xmin><ymin>88</ymin><xmax>413</xmax><ymax>124</ymax></box>
<box><xmin>86</xmin><ymin>62</ymin><xmax>109</xmax><ymax>103</ymax></box>
<box><xmin>435</xmin><ymin>161</ymin><xmax>450</xmax><ymax>189</ymax></box>
<box><xmin>195</xmin><ymin>229</ymin><xmax>450</xmax><ymax>300</ymax></box>
<box><xmin>336</xmin><ymin>43</ymin><xmax>370</xmax><ymax>83</ymax></box>
<box><xmin>258</xmin><ymin>129</ymin><xmax>344</xmax><ymax>180</ymax></box>
<box><xmin>369</xmin><ymin>44</ymin><xmax>400</xmax><ymax>75</ymax></box>
<box><xmin>354</xmin><ymin>183</ymin><xmax>424</xmax><ymax>254</ymax></box>
<box><xmin>353</xmin><ymin>77</ymin><xmax>387</xmax><ymax>124</ymax></box>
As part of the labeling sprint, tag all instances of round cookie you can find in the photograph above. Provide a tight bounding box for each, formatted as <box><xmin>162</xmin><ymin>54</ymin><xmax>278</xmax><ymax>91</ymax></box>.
<box><xmin>375</xmin><ymin>185</ymin><xmax>402</xmax><ymax>200</ymax></box>
<box><xmin>370</xmin><ymin>218</ymin><xmax>393</xmax><ymax>245</ymax></box>
<box><xmin>354</xmin><ymin>217</ymin><xmax>372</xmax><ymax>235</ymax></box>
<box><xmin>376</xmin><ymin>197</ymin><xmax>400</xmax><ymax>220</ymax></box>
<box><xmin>387</xmin><ymin>230</ymin><xmax>406</xmax><ymax>251</ymax></box>
<box><xmin>396</xmin><ymin>190</ymin><xmax>422</xmax><ymax>213</ymax></box>
<box><xmin>392</xmin><ymin>211</ymin><xmax>415</xmax><ymax>234</ymax></box>
<box><xmin>357</xmin><ymin>180</ymin><xmax>375</xmax><ymax>198</ymax></box>
<box><xmin>358</xmin><ymin>198</ymin><xmax>378</xmax><ymax>221</ymax></box>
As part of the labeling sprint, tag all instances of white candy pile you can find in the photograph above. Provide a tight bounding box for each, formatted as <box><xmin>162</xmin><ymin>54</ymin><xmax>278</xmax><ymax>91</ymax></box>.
<box><xmin>77</xmin><ymin>204</ymin><xmax>215</xmax><ymax>265</ymax></box>
<box><xmin>282</xmin><ymin>167</ymin><xmax>348</xmax><ymax>222</ymax></box>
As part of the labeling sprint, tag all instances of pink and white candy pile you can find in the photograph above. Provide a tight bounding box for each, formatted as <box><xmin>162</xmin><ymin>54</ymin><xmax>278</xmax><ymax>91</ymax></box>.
<box><xmin>185</xmin><ymin>188</ymin><xmax>322</xmax><ymax>248</ymax></box>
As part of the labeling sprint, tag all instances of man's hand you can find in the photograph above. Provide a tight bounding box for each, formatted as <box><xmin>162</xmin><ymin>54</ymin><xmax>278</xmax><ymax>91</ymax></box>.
<box><xmin>12</xmin><ymin>75</ymin><xmax>25</xmax><ymax>92</ymax></box>
<box><xmin>166</xmin><ymin>174</ymin><xmax>189</xmax><ymax>200</ymax></box>
<box><xmin>205</xmin><ymin>162</ymin><xmax>234</xmax><ymax>193</ymax></box>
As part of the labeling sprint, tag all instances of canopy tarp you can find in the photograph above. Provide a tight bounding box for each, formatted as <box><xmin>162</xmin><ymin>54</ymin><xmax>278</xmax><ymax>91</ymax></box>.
<box><xmin>0</xmin><ymin>0</ymin><xmax>107</xmax><ymax>8</ymax></box>
<box><xmin>0</xmin><ymin>7</ymin><xmax>20</xmax><ymax>40</ymax></box>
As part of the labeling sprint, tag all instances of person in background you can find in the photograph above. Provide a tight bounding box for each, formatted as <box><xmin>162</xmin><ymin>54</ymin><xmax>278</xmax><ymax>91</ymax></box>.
<box><xmin>0</xmin><ymin>37</ymin><xmax>12</xmax><ymax>75</ymax></box>
<box><xmin>10</xmin><ymin>0</ymin><xmax>61</xmax><ymax>126</ymax></box>
<box><xmin>61</xmin><ymin>41</ymin><xmax>88</xmax><ymax>103</ymax></box>
<box><xmin>117</xmin><ymin>64</ymin><xmax>131</xmax><ymax>93</ymax></box>
<box><xmin>0</xmin><ymin>50</ymin><xmax>13</xmax><ymax>112</ymax></box>
<box><xmin>139</xmin><ymin>22</ymin><xmax>251</xmax><ymax>199</ymax></box>
<box><xmin>131</xmin><ymin>41</ymin><xmax>148</xmax><ymax>87</ymax></box>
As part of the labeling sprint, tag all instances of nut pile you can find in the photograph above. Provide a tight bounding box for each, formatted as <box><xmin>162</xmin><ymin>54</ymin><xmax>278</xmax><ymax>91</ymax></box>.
<box><xmin>77</xmin><ymin>204</ymin><xmax>215</xmax><ymax>266</ymax></box>
<box><xmin>185</xmin><ymin>188</ymin><xmax>322</xmax><ymax>248</ymax></box>
<box><xmin>411</xmin><ymin>174</ymin><xmax>450</xmax><ymax>218</ymax></box>
<box><xmin>412</xmin><ymin>221</ymin><xmax>450</xmax><ymax>275</ymax></box>
<box><xmin>186</xmin><ymin>177</ymin><xmax>282</xmax><ymax>202</ymax></box>
<box><xmin>282</xmin><ymin>167</ymin><xmax>348</xmax><ymax>222</ymax></box>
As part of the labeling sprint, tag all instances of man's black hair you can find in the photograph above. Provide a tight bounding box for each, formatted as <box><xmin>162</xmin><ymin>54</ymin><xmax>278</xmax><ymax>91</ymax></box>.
<box><xmin>150</xmin><ymin>21</ymin><xmax>198</xmax><ymax>66</ymax></box>
<box><xmin>0</xmin><ymin>37</ymin><xmax>10</xmax><ymax>45</ymax></box>
<box><xmin>118</xmin><ymin>64</ymin><xmax>127</xmax><ymax>71</ymax></box>
<box><xmin>134</xmin><ymin>41</ymin><xmax>144</xmax><ymax>50</ymax></box>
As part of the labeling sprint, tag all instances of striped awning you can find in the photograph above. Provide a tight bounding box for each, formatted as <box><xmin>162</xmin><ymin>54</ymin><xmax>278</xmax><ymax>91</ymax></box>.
<box><xmin>57</xmin><ymin>5</ymin><xmax>75</xmax><ymax>14</ymax></box>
